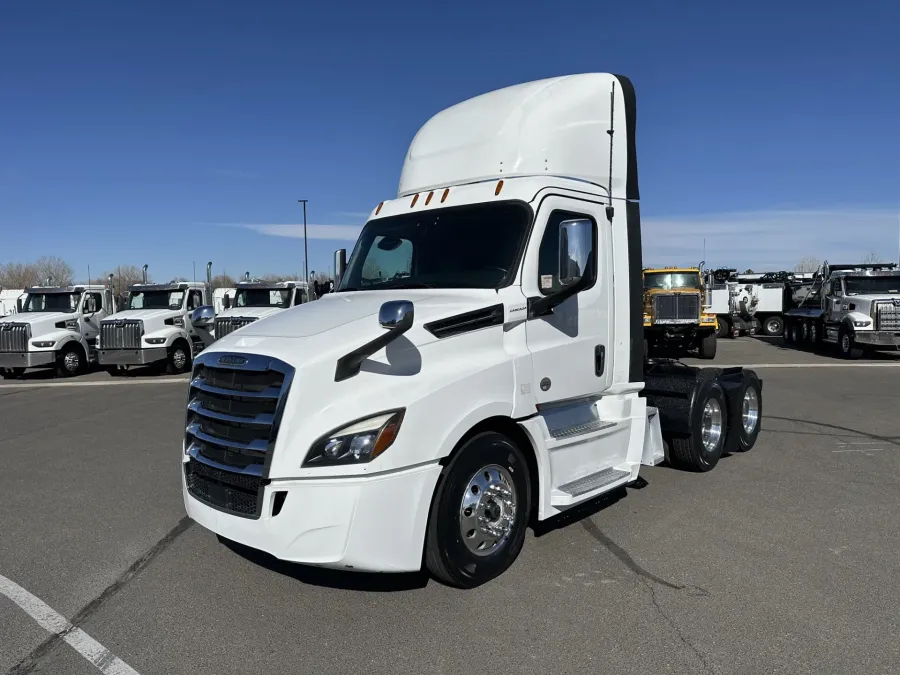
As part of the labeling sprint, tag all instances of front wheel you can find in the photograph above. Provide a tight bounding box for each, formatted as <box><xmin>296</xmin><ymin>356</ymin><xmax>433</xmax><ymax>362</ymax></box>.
<box><xmin>697</xmin><ymin>331</ymin><xmax>717</xmax><ymax>359</ymax></box>
<box><xmin>56</xmin><ymin>344</ymin><xmax>85</xmax><ymax>377</ymax></box>
<box><xmin>166</xmin><ymin>342</ymin><xmax>191</xmax><ymax>374</ymax></box>
<box><xmin>763</xmin><ymin>315</ymin><xmax>784</xmax><ymax>337</ymax></box>
<box><xmin>838</xmin><ymin>327</ymin><xmax>863</xmax><ymax>360</ymax></box>
<box><xmin>425</xmin><ymin>431</ymin><xmax>532</xmax><ymax>588</ymax></box>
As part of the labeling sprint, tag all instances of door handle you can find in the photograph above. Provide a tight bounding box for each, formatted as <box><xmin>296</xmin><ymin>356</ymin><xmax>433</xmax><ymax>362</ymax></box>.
<box><xmin>595</xmin><ymin>345</ymin><xmax>605</xmax><ymax>376</ymax></box>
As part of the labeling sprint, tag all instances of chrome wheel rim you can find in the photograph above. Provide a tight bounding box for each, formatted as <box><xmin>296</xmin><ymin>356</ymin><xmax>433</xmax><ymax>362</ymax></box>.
<box><xmin>767</xmin><ymin>319</ymin><xmax>780</xmax><ymax>333</ymax></box>
<box><xmin>810</xmin><ymin>323</ymin><xmax>817</xmax><ymax>342</ymax></box>
<box><xmin>172</xmin><ymin>349</ymin><xmax>187</xmax><ymax>370</ymax></box>
<box><xmin>742</xmin><ymin>388</ymin><xmax>760</xmax><ymax>434</ymax></box>
<box><xmin>459</xmin><ymin>464</ymin><xmax>517</xmax><ymax>557</ymax></box>
<box><xmin>841</xmin><ymin>335</ymin><xmax>850</xmax><ymax>353</ymax></box>
<box><xmin>701</xmin><ymin>399</ymin><xmax>724</xmax><ymax>453</ymax></box>
<box><xmin>64</xmin><ymin>351</ymin><xmax>80</xmax><ymax>372</ymax></box>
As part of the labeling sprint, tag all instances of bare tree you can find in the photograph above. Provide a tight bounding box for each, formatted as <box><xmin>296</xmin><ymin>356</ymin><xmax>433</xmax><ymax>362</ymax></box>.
<box><xmin>861</xmin><ymin>252</ymin><xmax>883</xmax><ymax>264</ymax></box>
<box><xmin>794</xmin><ymin>256</ymin><xmax>821</xmax><ymax>274</ymax></box>
<box><xmin>34</xmin><ymin>256</ymin><xmax>74</xmax><ymax>286</ymax></box>
<box><xmin>0</xmin><ymin>262</ymin><xmax>40</xmax><ymax>289</ymax></box>
<box><xmin>104</xmin><ymin>265</ymin><xmax>150</xmax><ymax>298</ymax></box>
<box><xmin>210</xmin><ymin>273</ymin><xmax>235</xmax><ymax>290</ymax></box>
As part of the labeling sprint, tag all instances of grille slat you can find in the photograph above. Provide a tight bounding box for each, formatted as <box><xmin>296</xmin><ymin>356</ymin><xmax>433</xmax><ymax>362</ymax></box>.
<box><xmin>0</xmin><ymin>323</ymin><xmax>28</xmax><ymax>352</ymax></box>
<box><xmin>184</xmin><ymin>459</ymin><xmax>263</xmax><ymax>518</ymax></box>
<box><xmin>100</xmin><ymin>320</ymin><xmax>143</xmax><ymax>349</ymax></box>
<box><xmin>214</xmin><ymin>316</ymin><xmax>257</xmax><ymax>340</ymax></box>
<box><xmin>653</xmin><ymin>294</ymin><xmax>700</xmax><ymax>323</ymax></box>
<box><xmin>184</xmin><ymin>353</ymin><xmax>294</xmax><ymax>519</ymax></box>
<box><xmin>874</xmin><ymin>301</ymin><xmax>900</xmax><ymax>331</ymax></box>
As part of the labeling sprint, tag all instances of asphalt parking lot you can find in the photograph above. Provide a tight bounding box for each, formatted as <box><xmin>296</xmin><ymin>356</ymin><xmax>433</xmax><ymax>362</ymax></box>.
<box><xmin>2</xmin><ymin>337</ymin><xmax>899</xmax><ymax>675</ymax></box>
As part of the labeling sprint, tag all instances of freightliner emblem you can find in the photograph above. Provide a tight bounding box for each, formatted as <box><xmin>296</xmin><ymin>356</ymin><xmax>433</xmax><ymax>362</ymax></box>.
<box><xmin>218</xmin><ymin>355</ymin><xmax>248</xmax><ymax>366</ymax></box>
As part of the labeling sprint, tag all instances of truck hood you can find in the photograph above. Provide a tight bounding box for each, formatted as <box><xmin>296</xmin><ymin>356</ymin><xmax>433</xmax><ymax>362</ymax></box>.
<box><xmin>0</xmin><ymin>312</ymin><xmax>75</xmax><ymax>334</ymax></box>
<box><xmin>209</xmin><ymin>288</ymin><xmax>512</xmax><ymax>370</ymax></box>
<box><xmin>846</xmin><ymin>294</ymin><xmax>900</xmax><ymax>306</ymax></box>
<box><xmin>103</xmin><ymin>309</ymin><xmax>182</xmax><ymax>323</ymax></box>
<box><xmin>216</xmin><ymin>306</ymin><xmax>284</xmax><ymax>321</ymax></box>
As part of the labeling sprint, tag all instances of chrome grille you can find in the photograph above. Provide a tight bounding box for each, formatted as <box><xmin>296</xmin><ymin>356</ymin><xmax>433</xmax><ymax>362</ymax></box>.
<box><xmin>653</xmin><ymin>293</ymin><xmax>700</xmax><ymax>324</ymax></box>
<box><xmin>873</xmin><ymin>301</ymin><xmax>900</xmax><ymax>331</ymax></box>
<box><xmin>100</xmin><ymin>320</ymin><xmax>143</xmax><ymax>349</ymax></box>
<box><xmin>0</xmin><ymin>323</ymin><xmax>28</xmax><ymax>352</ymax></box>
<box><xmin>184</xmin><ymin>352</ymin><xmax>295</xmax><ymax>519</ymax></box>
<box><xmin>214</xmin><ymin>316</ymin><xmax>258</xmax><ymax>340</ymax></box>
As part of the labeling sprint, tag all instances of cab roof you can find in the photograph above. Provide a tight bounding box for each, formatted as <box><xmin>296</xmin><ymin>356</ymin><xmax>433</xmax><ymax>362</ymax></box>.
<box><xmin>25</xmin><ymin>284</ymin><xmax>106</xmax><ymax>293</ymax></box>
<box><xmin>127</xmin><ymin>281</ymin><xmax>205</xmax><ymax>292</ymax></box>
<box><xmin>397</xmin><ymin>73</ymin><xmax>638</xmax><ymax>202</ymax></box>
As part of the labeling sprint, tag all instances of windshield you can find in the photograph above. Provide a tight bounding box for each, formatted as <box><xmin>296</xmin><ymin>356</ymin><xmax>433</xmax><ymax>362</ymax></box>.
<box><xmin>338</xmin><ymin>201</ymin><xmax>532</xmax><ymax>291</ymax></box>
<box><xmin>127</xmin><ymin>290</ymin><xmax>185</xmax><ymax>310</ymax></box>
<box><xmin>22</xmin><ymin>292</ymin><xmax>81</xmax><ymax>313</ymax></box>
<box><xmin>644</xmin><ymin>272</ymin><xmax>701</xmax><ymax>290</ymax></box>
<box><xmin>845</xmin><ymin>276</ymin><xmax>900</xmax><ymax>295</ymax></box>
<box><xmin>235</xmin><ymin>288</ymin><xmax>291</xmax><ymax>308</ymax></box>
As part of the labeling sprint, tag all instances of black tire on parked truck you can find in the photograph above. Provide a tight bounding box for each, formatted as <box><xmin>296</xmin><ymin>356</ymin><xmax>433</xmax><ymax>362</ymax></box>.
<box><xmin>56</xmin><ymin>343</ymin><xmax>85</xmax><ymax>377</ymax></box>
<box><xmin>715</xmin><ymin>318</ymin><xmax>730</xmax><ymax>339</ymax></box>
<box><xmin>669</xmin><ymin>379</ymin><xmax>729</xmax><ymax>472</ymax></box>
<box><xmin>838</xmin><ymin>326</ymin><xmax>863</xmax><ymax>360</ymax></box>
<box><xmin>1</xmin><ymin>367</ymin><xmax>26</xmax><ymax>380</ymax></box>
<box><xmin>697</xmin><ymin>331</ymin><xmax>717</xmax><ymax>359</ymax></box>
<box><xmin>730</xmin><ymin>371</ymin><xmax>762</xmax><ymax>452</ymax></box>
<box><xmin>425</xmin><ymin>431</ymin><xmax>532</xmax><ymax>589</ymax></box>
<box><xmin>166</xmin><ymin>339</ymin><xmax>192</xmax><ymax>374</ymax></box>
<box><xmin>762</xmin><ymin>315</ymin><xmax>783</xmax><ymax>337</ymax></box>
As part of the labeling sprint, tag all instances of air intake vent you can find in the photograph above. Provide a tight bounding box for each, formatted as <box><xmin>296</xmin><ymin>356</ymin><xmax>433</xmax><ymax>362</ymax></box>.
<box><xmin>424</xmin><ymin>304</ymin><xmax>504</xmax><ymax>339</ymax></box>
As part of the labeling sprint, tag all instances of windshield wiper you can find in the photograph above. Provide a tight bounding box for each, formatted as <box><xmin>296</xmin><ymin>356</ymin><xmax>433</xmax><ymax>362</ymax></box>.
<box><xmin>379</xmin><ymin>282</ymin><xmax>435</xmax><ymax>290</ymax></box>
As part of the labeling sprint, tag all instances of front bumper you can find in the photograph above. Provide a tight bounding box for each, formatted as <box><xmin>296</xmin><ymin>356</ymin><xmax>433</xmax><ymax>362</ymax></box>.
<box><xmin>98</xmin><ymin>347</ymin><xmax>167</xmax><ymax>365</ymax></box>
<box><xmin>854</xmin><ymin>331</ymin><xmax>900</xmax><ymax>348</ymax></box>
<box><xmin>0</xmin><ymin>351</ymin><xmax>55</xmax><ymax>368</ymax></box>
<box><xmin>183</xmin><ymin>460</ymin><xmax>443</xmax><ymax>572</ymax></box>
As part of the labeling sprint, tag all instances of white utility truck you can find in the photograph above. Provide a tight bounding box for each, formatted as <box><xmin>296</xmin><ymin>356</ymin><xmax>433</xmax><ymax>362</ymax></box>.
<box><xmin>210</xmin><ymin>275</ymin><xmax>310</xmax><ymax>342</ymax></box>
<box><xmin>783</xmin><ymin>262</ymin><xmax>900</xmax><ymax>358</ymax></box>
<box><xmin>98</xmin><ymin>263</ymin><xmax>216</xmax><ymax>375</ymax></box>
<box><xmin>181</xmin><ymin>73</ymin><xmax>764</xmax><ymax>588</ymax></box>
<box><xmin>0</xmin><ymin>276</ymin><xmax>117</xmax><ymax>378</ymax></box>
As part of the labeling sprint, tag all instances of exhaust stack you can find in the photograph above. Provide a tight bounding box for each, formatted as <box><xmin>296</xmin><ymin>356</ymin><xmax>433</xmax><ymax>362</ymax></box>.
<box><xmin>142</xmin><ymin>264</ymin><xmax>148</xmax><ymax>284</ymax></box>
<box><xmin>206</xmin><ymin>262</ymin><xmax>213</xmax><ymax>304</ymax></box>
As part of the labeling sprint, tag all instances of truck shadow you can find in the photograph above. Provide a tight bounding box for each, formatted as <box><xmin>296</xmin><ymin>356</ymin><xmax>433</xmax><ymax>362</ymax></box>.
<box><xmin>752</xmin><ymin>335</ymin><xmax>900</xmax><ymax>360</ymax></box>
<box><xmin>216</xmin><ymin>535</ymin><xmax>430</xmax><ymax>592</ymax></box>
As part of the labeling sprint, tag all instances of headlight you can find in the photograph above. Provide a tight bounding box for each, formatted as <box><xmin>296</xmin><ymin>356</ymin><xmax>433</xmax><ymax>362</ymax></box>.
<box><xmin>146</xmin><ymin>337</ymin><xmax>166</xmax><ymax>344</ymax></box>
<box><xmin>173</xmin><ymin>316</ymin><xmax>184</xmax><ymax>327</ymax></box>
<box><xmin>65</xmin><ymin>320</ymin><xmax>78</xmax><ymax>331</ymax></box>
<box><xmin>853</xmin><ymin>320</ymin><xmax>871</xmax><ymax>328</ymax></box>
<box><xmin>303</xmin><ymin>410</ymin><xmax>405</xmax><ymax>467</ymax></box>
<box><xmin>32</xmin><ymin>341</ymin><xmax>55</xmax><ymax>348</ymax></box>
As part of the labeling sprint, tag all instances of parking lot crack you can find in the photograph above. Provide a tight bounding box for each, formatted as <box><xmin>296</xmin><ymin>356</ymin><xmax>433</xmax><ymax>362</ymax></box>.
<box><xmin>641</xmin><ymin>577</ymin><xmax>715</xmax><ymax>675</ymax></box>
<box><xmin>6</xmin><ymin>516</ymin><xmax>193</xmax><ymax>675</ymax></box>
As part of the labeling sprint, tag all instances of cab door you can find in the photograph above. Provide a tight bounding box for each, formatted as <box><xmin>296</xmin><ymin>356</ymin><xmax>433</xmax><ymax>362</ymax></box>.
<box><xmin>522</xmin><ymin>196</ymin><xmax>612</xmax><ymax>404</ymax></box>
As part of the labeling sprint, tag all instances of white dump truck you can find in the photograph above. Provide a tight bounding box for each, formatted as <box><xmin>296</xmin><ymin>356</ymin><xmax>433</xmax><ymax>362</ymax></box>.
<box><xmin>0</xmin><ymin>277</ymin><xmax>117</xmax><ymax>378</ymax></box>
<box><xmin>98</xmin><ymin>263</ymin><xmax>216</xmax><ymax>375</ymax></box>
<box><xmin>210</xmin><ymin>275</ymin><xmax>311</xmax><ymax>342</ymax></box>
<box><xmin>181</xmin><ymin>73</ymin><xmax>764</xmax><ymax>588</ymax></box>
<box><xmin>783</xmin><ymin>262</ymin><xmax>900</xmax><ymax>358</ymax></box>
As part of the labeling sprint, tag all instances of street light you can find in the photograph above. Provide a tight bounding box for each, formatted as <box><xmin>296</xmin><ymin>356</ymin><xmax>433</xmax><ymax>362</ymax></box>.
<box><xmin>298</xmin><ymin>199</ymin><xmax>309</xmax><ymax>284</ymax></box>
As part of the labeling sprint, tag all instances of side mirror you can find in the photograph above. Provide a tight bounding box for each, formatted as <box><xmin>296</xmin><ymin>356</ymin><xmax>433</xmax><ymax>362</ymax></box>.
<box><xmin>558</xmin><ymin>219</ymin><xmax>593</xmax><ymax>286</ymax></box>
<box><xmin>223</xmin><ymin>295</ymin><xmax>231</xmax><ymax>309</ymax></box>
<box><xmin>191</xmin><ymin>305</ymin><xmax>215</xmax><ymax>328</ymax></box>
<box><xmin>84</xmin><ymin>296</ymin><xmax>97</xmax><ymax>313</ymax></box>
<box><xmin>16</xmin><ymin>298</ymin><xmax>23</xmax><ymax>313</ymax></box>
<box><xmin>379</xmin><ymin>300</ymin><xmax>414</xmax><ymax>331</ymax></box>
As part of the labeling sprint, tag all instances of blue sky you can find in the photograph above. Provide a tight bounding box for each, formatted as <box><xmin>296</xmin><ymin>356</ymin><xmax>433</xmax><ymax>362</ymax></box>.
<box><xmin>1</xmin><ymin>0</ymin><xmax>898</xmax><ymax>282</ymax></box>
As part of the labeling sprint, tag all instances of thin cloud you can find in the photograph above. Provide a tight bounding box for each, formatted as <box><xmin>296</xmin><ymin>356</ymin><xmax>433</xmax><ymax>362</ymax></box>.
<box><xmin>332</xmin><ymin>210</ymin><xmax>372</xmax><ymax>219</ymax></box>
<box><xmin>226</xmin><ymin>223</ymin><xmax>362</xmax><ymax>241</ymax></box>
<box><xmin>642</xmin><ymin>208</ymin><xmax>899</xmax><ymax>271</ymax></box>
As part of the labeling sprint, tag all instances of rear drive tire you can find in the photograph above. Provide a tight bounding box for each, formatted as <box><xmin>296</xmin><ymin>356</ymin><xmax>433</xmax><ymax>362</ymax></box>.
<box><xmin>697</xmin><ymin>331</ymin><xmax>717</xmax><ymax>359</ymax></box>
<box><xmin>56</xmin><ymin>344</ymin><xmax>84</xmax><ymax>377</ymax></box>
<box><xmin>425</xmin><ymin>431</ymin><xmax>531</xmax><ymax>588</ymax></box>
<box><xmin>669</xmin><ymin>380</ymin><xmax>729</xmax><ymax>472</ymax></box>
<box><xmin>733</xmin><ymin>373</ymin><xmax>762</xmax><ymax>452</ymax></box>
<box><xmin>763</xmin><ymin>315</ymin><xmax>783</xmax><ymax>337</ymax></box>
<box><xmin>790</xmin><ymin>321</ymin><xmax>802</xmax><ymax>346</ymax></box>
<box><xmin>715</xmin><ymin>318</ymin><xmax>730</xmax><ymax>339</ymax></box>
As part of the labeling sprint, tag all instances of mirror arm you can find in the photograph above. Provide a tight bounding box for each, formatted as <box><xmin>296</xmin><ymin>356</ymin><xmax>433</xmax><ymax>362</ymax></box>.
<box><xmin>526</xmin><ymin>253</ymin><xmax>595</xmax><ymax>319</ymax></box>
<box><xmin>334</xmin><ymin>313</ymin><xmax>413</xmax><ymax>382</ymax></box>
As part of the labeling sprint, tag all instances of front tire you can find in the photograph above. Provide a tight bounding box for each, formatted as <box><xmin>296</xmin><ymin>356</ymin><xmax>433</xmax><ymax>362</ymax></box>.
<box><xmin>763</xmin><ymin>315</ymin><xmax>784</xmax><ymax>337</ymax></box>
<box><xmin>697</xmin><ymin>331</ymin><xmax>717</xmax><ymax>359</ymax></box>
<box><xmin>166</xmin><ymin>341</ymin><xmax>191</xmax><ymax>374</ymax></box>
<box><xmin>425</xmin><ymin>431</ymin><xmax>532</xmax><ymax>588</ymax></box>
<box><xmin>838</xmin><ymin>327</ymin><xmax>863</xmax><ymax>360</ymax></box>
<box><xmin>56</xmin><ymin>344</ymin><xmax>85</xmax><ymax>377</ymax></box>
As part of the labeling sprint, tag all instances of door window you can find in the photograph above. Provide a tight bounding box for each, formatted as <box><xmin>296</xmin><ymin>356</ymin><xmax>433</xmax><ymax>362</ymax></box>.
<box><xmin>187</xmin><ymin>290</ymin><xmax>202</xmax><ymax>310</ymax></box>
<box><xmin>536</xmin><ymin>210</ymin><xmax>598</xmax><ymax>295</ymax></box>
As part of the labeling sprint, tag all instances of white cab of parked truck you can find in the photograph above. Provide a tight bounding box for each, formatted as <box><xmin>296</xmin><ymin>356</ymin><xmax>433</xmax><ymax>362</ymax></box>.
<box><xmin>213</xmin><ymin>287</ymin><xmax>236</xmax><ymax>314</ymax></box>
<box><xmin>0</xmin><ymin>277</ymin><xmax>117</xmax><ymax>379</ymax></box>
<box><xmin>181</xmin><ymin>73</ymin><xmax>764</xmax><ymax>588</ymax></box>
<box><xmin>784</xmin><ymin>262</ymin><xmax>900</xmax><ymax>358</ymax></box>
<box><xmin>210</xmin><ymin>277</ymin><xmax>311</xmax><ymax>342</ymax></box>
<box><xmin>98</xmin><ymin>263</ymin><xmax>216</xmax><ymax>375</ymax></box>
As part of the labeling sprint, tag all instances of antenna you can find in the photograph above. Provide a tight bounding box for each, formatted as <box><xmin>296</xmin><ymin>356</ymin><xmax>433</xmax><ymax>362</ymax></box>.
<box><xmin>193</xmin><ymin>261</ymin><xmax>196</xmax><ymax>283</ymax></box>
<box><xmin>88</xmin><ymin>264</ymin><xmax>91</xmax><ymax>286</ymax></box>
<box><xmin>605</xmin><ymin>81</ymin><xmax>616</xmax><ymax>222</ymax></box>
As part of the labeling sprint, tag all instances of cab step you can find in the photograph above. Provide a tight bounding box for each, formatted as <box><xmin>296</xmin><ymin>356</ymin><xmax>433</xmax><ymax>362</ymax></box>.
<box><xmin>555</xmin><ymin>467</ymin><xmax>630</xmax><ymax>501</ymax></box>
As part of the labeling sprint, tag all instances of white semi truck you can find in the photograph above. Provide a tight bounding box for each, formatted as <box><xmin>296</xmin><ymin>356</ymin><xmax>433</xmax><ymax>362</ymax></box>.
<box><xmin>211</xmin><ymin>275</ymin><xmax>311</xmax><ymax>342</ymax></box>
<box><xmin>0</xmin><ymin>276</ymin><xmax>117</xmax><ymax>378</ymax></box>
<box><xmin>98</xmin><ymin>263</ymin><xmax>216</xmax><ymax>375</ymax></box>
<box><xmin>783</xmin><ymin>262</ymin><xmax>900</xmax><ymax>358</ymax></box>
<box><xmin>181</xmin><ymin>73</ymin><xmax>764</xmax><ymax>588</ymax></box>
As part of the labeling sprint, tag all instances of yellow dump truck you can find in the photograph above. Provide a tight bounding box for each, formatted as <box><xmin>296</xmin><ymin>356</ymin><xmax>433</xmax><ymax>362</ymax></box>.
<box><xmin>643</xmin><ymin>266</ymin><xmax>718</xmax><ymax>359</ymax></box>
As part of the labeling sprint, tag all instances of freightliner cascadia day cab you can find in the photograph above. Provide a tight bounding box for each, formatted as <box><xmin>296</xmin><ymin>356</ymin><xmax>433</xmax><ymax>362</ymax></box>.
<box><xmin>182</xmin><ymin>73</ymin><xmax>764</xmax><ymax>588</ymax></box>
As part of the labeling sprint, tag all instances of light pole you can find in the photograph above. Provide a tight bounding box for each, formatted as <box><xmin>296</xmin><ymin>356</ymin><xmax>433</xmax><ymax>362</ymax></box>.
<box><xmin>298</xmin><ymin>199</ymin><xmax>309</xmax><ymax>283</ymax></box>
